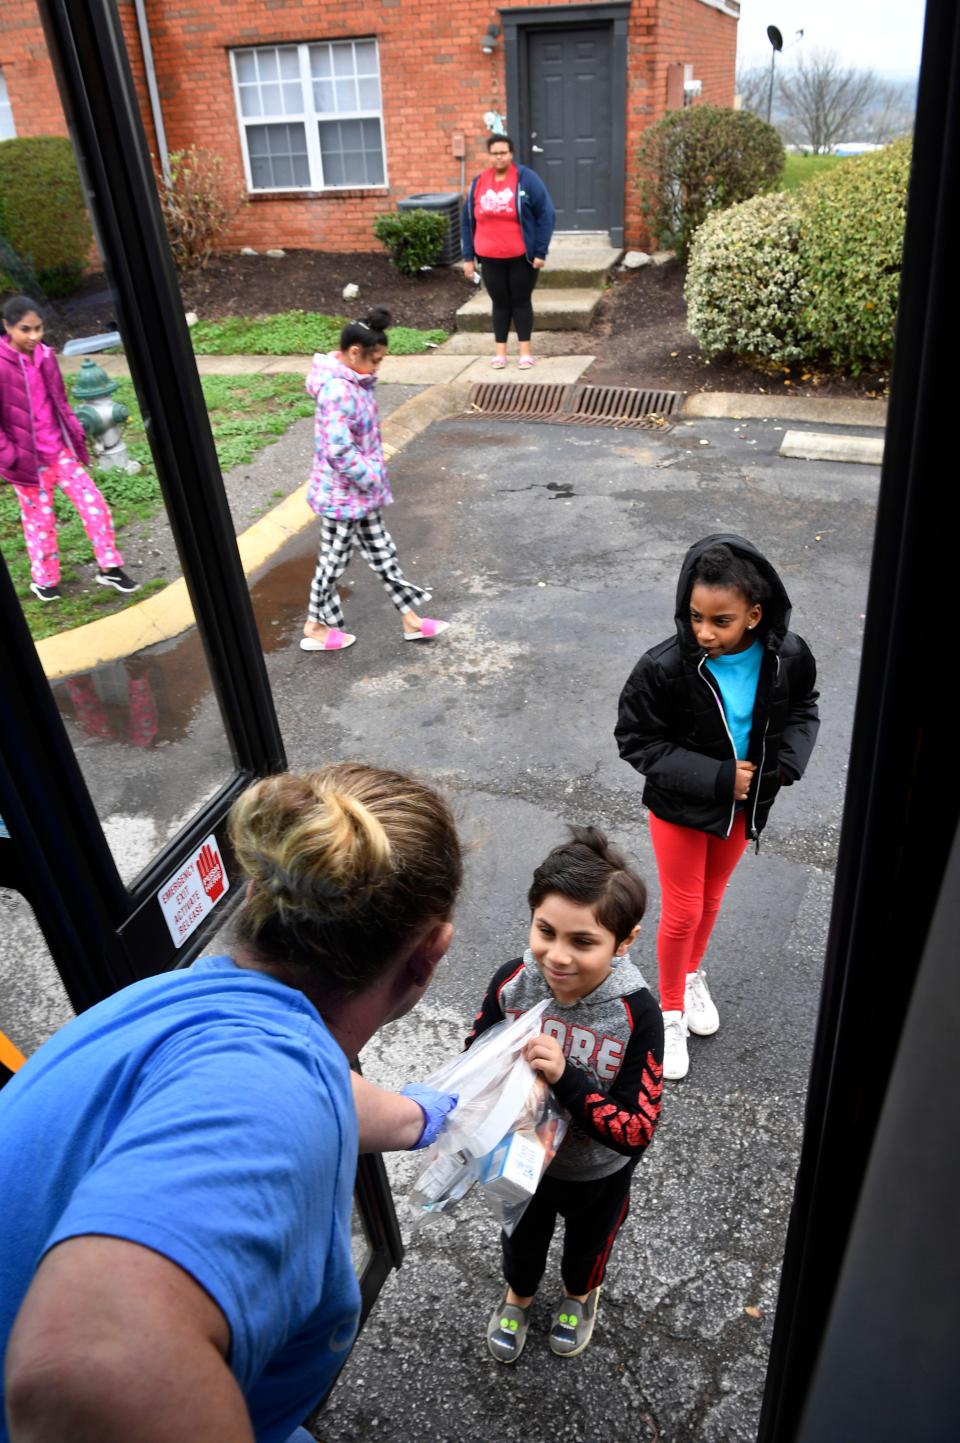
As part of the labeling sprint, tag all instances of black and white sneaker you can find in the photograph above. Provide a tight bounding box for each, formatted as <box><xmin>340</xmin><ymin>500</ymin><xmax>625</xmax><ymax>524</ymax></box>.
<box><xmin>30</xmin><ymin>582</ymin><xmax>62</xmax><ymax>602</ymax></box>
<box><xmin>96</xmin><ymin>567</ymin><xmax>139</xmax><ymax>594</ymax></box>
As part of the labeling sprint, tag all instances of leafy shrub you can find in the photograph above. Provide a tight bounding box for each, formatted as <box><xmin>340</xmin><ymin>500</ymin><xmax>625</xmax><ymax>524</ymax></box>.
<box><xmin>686</xmin><ymin>193</ymin><xmax>810</xmax><ymax>364</ymax></box>
<box><xmin>637</xmin><ymin>106</ymin><xmax>784</xmax><ymax>261</ymax></box>
<box><xmin>0</xmin><ymin>137</ymin><xmax>93</xmax><ymax>296</ymax></box>
<box><xmin>685</xmin><ymin>140</ymin><xmax>911</xmax><ymax>371</ymax></box>
<box><xmin>0</xmin><ymin>236</ymin><xmax>39</xmax><ymax>297</ymax></box>
<box><xmin>372</xmin><ymin>210</ymin><xmax>447</xmax><ymax>276</ymax></box>
<box><xmin>157</xmin><ymin>147</ymin><xmax>245</xmax><ymax>270</ymax></box>
<box><xmin>799</xmin><ymin>138</ymin><xmax>911</xmax><ymax>369</ymax></box>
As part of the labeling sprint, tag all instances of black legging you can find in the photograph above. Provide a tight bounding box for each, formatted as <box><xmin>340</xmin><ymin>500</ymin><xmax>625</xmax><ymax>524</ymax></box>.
<box><xmin>476</xmin><ymin>253</ymin><xmax>540</xmax><ymax>343</ymax></box>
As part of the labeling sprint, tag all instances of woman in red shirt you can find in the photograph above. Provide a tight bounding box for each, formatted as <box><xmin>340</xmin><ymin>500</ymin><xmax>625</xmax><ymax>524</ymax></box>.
<box><xmin>461</xmin><ymin>135</ymin><xmax>556</xmax><ymax>369</ymax></box>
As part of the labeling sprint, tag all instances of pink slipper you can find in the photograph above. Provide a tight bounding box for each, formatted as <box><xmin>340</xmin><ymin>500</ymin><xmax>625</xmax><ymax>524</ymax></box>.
<box><xmin>490</xmin><ymin>357</ymin><xmax>507</xmax><ymax>369</ymax></box>
<box><xmin>300</xmin><ymin>627</ymin><xmax>356</xmax><ymax>652</ymax></box>
<box><xmin>518</xmin><ymin>356</ymin><xmax>536</xmax><ymax>370</ymax></box>
<box><xmin>403</xmin><ymin>618</ymin><xmax>450</xmax><ymax>642</ymax></box>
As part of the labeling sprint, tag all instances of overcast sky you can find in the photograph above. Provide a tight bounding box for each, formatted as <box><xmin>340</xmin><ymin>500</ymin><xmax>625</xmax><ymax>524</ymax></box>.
<box><xmin>736</xmin><ymin>0</ymin><xmax>928</xmax><ymax>79</ymax></box>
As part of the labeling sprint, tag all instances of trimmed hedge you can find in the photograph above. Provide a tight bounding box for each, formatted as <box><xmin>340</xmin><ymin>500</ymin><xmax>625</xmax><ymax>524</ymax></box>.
<box><xmin>686</xmin><ymin>193</ymin><xmax>809</xmax><ymax>364</ymax></box>
<box><xmin>637</xmin><ymin>106</ymin><xmax>784</xmax><ymax>261</ymax></box>
<box><xmin>800</xmin><ymin>139</ymin><xmax>911</xmax><ymax>369</ymax></box>
<box><xmin>685</xmin><ymin>139</ymin><xmax>912</xmax><ymax>372</ymax></box>
<box><xmin>0</xmin><ymin>137</ymin><xmax>93</xmax><ymax>297</ymax></box>
<box><xmin>372</xmin><ymin>209</ymin><xmax>447</xmax><ymax>276</ymax></box>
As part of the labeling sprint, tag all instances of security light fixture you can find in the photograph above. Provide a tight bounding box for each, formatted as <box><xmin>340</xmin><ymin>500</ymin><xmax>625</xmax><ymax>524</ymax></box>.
<box><xmin>481</xmin><ymin>23</ymin><xmax>502</xmax><ymax>54</ymax></box>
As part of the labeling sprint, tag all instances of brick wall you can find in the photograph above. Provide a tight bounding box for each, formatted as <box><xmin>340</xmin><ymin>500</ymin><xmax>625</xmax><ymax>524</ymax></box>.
<box><xmin>1</xmin><ymin>0</ymin><xmax>737</xmax><ymax>255</ymax></box>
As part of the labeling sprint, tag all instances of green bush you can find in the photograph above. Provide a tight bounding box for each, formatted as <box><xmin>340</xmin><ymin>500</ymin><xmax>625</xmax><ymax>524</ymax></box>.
<box><xmin>372</xmin><ymin>209</ymin><xmax>447</xmax><ymax>276</ymax></box>
<box><xmin>686</xmin><ymin>192</ymin><xmax>810</xmax><ymax>364</ymax></box>
<box><xmin>636</xmin><ymin>106</ymin><xmax>784</xmax><ymax>261</ymax></box>
<box><xmin>0</xmin><ymin>137</ymin><xmax>93</xmax><ymax>296</ymax></box>
<box><xmin>799</xmin><ymin>139</ymin><xmax>911</xmax><ymax>370</ymax></box>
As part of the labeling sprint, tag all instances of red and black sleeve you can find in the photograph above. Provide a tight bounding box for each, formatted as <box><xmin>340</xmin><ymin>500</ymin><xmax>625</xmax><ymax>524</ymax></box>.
<box><xmin>464</xmin><ymin>958</ymin><xmax>525</xmax><ymax>1050</ymax></box>
<box><xmin>550</xmin><ymin>990</ymin><xmax>664</xmax><ymax>1157</ymax></box>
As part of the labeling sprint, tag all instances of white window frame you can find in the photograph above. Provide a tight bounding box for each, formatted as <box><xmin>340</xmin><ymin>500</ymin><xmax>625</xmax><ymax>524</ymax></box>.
<box><xmin>229</xmin><ymin>39</ymin><xmax>388</xmax><ymax>194</ymax></box>
<box><xmin>0</xmin><ymin>67</ymin><xmax>16</xmax><ymax>142</ymax></box>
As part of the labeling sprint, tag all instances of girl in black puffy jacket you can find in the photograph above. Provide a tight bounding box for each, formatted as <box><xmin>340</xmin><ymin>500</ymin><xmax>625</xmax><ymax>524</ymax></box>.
<box><xmin>614</xmin><ymin>535</ymin><xmax>819</xmax><ymax>1081</ymax></box>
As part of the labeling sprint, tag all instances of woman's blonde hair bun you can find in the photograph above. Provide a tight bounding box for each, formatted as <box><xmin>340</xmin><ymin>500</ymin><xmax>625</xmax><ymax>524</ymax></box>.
<box><xmin>228</xmin><ymin>763</ymin><xmax>462</xmax><ymax>997</ymax></box>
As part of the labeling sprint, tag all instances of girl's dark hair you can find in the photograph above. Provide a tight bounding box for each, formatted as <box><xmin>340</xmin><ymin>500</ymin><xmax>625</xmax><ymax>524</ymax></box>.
<box><xmin>339</xmin><ymin>307</ymin><xmax>391</xmax><ymax>355</ymax></box>
<box><xmin>229</xmin><ymin>762</ymin><xmax>462</xmax><ymax>1000</ymax></box>
<box><xmin>528</xmin><ymin>825</ymin><xmax>646</xmax><ymax>946</ymax></box>
<box><xmin>486</xmin><ymin>133</ymin><xmax>514</xmax><ymax>152</ymax></box>
<box><xmin>692</xmin><ymin>543</ymin><xmax>768</xmax><ymax>609</ymax></box>
<box><xmin>2</xmin><ymin>296</ymin><xmax>42</xmax><ymax>326</ymax></box>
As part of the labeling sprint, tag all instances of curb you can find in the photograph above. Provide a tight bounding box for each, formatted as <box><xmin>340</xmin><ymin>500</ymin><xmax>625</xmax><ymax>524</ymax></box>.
<box><xmin>35</xmin><ymin>381</ymin><xmax>472</xmax><ymax>681</ymax></box>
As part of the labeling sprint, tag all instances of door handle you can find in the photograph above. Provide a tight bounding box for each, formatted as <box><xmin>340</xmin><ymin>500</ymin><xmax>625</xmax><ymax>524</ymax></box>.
<box><xmin>532</xmin><ymin>144</ymin><xmax>544</xmax><ymax>152</ymax></box>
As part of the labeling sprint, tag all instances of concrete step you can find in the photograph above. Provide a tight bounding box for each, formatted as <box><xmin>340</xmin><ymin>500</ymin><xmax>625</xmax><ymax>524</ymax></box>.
<box><xmin>539</xmin><ymin>234</ymin><xmax>623</xmax><ymax>289</ymax></box>
<box><xmin>456</xmin><ymin>287</ymin><xmax>602</xmax><ymax>332</ymax></box>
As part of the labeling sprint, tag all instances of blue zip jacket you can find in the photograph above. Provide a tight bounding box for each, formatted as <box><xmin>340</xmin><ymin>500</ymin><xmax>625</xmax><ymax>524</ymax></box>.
<box><xmin>460</xmin><ymin>163</ymin><xmax>556</xmax><ymax>264</ymax></box>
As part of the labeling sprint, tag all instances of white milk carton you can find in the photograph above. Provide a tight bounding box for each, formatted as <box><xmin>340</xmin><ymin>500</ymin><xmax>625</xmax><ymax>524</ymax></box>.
<box><xmin>479</xmin><ymin>1131</ymin><xmax>547</xmax><ymax>1205</ymax></box>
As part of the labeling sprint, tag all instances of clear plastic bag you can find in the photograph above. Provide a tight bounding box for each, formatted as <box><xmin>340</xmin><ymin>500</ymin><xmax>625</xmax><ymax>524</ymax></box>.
<box><xmin>408</xmin><ymin>1002</ymin><xmax>568</xmax><ymax>1236</ymax></box>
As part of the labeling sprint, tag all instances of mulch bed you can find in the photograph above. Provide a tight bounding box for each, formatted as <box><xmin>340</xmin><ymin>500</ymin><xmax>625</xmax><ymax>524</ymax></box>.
<box><xmin>43</xmin><ymin>249</ymin><xmax>888</xmax><ymax>400</ymax></box>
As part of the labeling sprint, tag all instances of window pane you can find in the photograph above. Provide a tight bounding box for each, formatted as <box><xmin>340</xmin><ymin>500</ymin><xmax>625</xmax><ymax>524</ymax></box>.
<box><xmin>332</xmin><ymin>45</ymin><xmax>355</xmax><ymax>77</ymax></box>
<box><xmin>247</xmin><ymin>123</ymin><xmax>308</xmax><ymax>188</ymax></box>
<box><xmin>239</xmin><ymin>87</ymin><xmax>261</xmax><ymax>118</ymax></box>
<box><xmin>323</xmin><ymin>152</ymin><xmax>345</xmax><ymax>186</ymax></box>
<box><xmin>250</xmin><ymin>155</ymin><xmax>273</xmax><ymax>188</ymax></box>
<box><xmin>313</xmin><ymin>79</ymin><xmax>335</xmax><ymax>113</ymax></box>
<box><xmin>282</xmin><ymin>82</ymin><xmax>302</xmax><ymax>115</ymax></box>
<box><xmin>318</xmin><ymin>118</ymin><xmax>384</xmax><ymax>187</ymax></box>
<box><xmin>357</xmin><ymin>77</ymin><xmax>380</xmax><ymax>109</ymax></box>
<box><xmin>234</xmin><ymin>51</ymin><xmax>256</xmax><ymax>84</ymax></box>
<box><xmin>271</xmin><ymin>155</ymin><xmax>294</xmax><ymax>188</ymax></box>
<box><xmin>338</xmin><ymin>118</ymin><xmax>363</xmax><ymax>149</ymax></box>
<box><xmin>354</xmin><ymin>40</ymin><xmax>378</xmax><ymax>73</ymax></box>
<box><xmin>310</xmin><ymin>44</ymin><xmax>332</xmax><ymax>78</ymax></box>
<box><xmin>279</xmin><ymin>47</ymin><xmax>301</xmax><ymax>79</ymax></box>
<box><xmin>257</xmin><ymin>49</ymin><xmax>279</xmax><ymax>81</ymax></box>
<box><xmin>260</xmin><ymin>83</ymin><xmax>282</xmax><ymax>115</ymax></box>
<box><xmin>336</xmin><ymin>79</ymin><xmax>357</xmax><ymax>112</ymax></box>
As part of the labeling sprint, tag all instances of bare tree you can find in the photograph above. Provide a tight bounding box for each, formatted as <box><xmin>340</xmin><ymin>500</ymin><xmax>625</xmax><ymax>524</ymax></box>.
<box><xmin>778</xmin><ymin>51</ymin><xmax>882</xmax><ymax>152</ymax></box>
<box><xmin>864</xmin><ymin>79</ymin><xmax>917</xmax><ymax>143</ymax></box>
<box><xmin>736</xmin><ymin>64</ymin><xmax>772</xmax><ymax>120</ymax></box>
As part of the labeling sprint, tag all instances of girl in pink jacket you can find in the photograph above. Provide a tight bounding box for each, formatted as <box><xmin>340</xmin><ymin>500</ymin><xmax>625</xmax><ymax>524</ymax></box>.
<box><xmin>301</xmin><ymin>307</ymin><xmax>448</xmax><ymax>653</ymax></box>
<box><xmin>0</xmin><ymin>295</ymin><xmax>137</xmax><ymax>603</ymax></box>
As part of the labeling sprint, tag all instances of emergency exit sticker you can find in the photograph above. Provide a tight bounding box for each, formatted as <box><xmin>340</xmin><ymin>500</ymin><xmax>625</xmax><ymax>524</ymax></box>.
<box><xmin>158</xmin><ymin>835</ymin><xmax>229</xmax><ymax>947</ymax></box>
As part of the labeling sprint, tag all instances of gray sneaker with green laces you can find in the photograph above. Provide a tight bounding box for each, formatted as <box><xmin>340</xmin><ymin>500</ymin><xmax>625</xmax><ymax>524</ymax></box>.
<box><xmin>486</xmin><ymin>1291</ymin><xmax>532</xmax><ymax>1364</ymax></box>
<box><xmin>549</xmin><ymin>1286</ymin><xmax>601</xmax><ymax>1357</ymax></box>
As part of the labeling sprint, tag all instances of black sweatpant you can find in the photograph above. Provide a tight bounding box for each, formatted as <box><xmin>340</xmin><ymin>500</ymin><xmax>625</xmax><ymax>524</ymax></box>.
<box><xmin>502</xmin><ymin>1159</ymin><xmax>638</xmax><ymax>1298</ymax></box>
<box><xmin>476</xmin><ymin>253</ymin><xmax>540</xmax><ymax>343</ymax></box>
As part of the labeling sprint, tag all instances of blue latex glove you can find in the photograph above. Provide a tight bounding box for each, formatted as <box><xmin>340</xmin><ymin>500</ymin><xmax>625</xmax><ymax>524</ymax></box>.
<box><xmin>401</xmin><ymin>1083</ymin><xmax>459</xmax><ymax>1150</ymax></box>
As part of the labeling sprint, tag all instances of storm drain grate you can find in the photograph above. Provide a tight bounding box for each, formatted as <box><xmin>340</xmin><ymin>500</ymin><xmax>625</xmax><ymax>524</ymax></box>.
<box><xmin>467</xmin><ymin>381</ymin><xmax>570</xmax><ymax>420</ymax></box>
<box><xmin>568</xmin><ymin>384</ymin><xmax>683</xmax><ymax>425</ymax></box>
<box><xmin>466</xmin><ymin>381</ymin><xmax>681</xmax><ymax>429</ymax></box>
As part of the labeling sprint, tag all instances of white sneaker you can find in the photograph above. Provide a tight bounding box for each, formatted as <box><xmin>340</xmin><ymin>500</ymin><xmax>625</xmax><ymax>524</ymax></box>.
<box><xmin>685</xmin><ymin>970</ymin><xmax>720</xmax><ymax>1036</ymax></box>
<box><xmin>662</xmin><ymin>1010</ymin><xmax>689</xmax><ymax>1080</ymax></box>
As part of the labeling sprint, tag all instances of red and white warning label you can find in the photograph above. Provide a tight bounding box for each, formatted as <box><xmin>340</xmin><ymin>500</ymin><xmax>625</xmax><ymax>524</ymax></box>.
<box><xmin>158</xmin><ymin>835</ymin><xmax>230</xmax><ymax>947</ymax></box>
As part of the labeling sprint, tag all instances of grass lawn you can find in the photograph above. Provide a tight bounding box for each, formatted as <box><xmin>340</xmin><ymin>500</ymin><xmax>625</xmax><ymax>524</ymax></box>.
<box><xmin>191</xmin><ymin>310</ymin><xmax>447</xmax><ymax>356</ymax></box>
<box><xmin>781</xmin><ymin>153</ymin><xmax>846</xmax><ymax>190</ymax></box>
<box><xmin>1</xmin><ymin>372</ymin><xmax>314</xmax><ymax>640</ymax></box>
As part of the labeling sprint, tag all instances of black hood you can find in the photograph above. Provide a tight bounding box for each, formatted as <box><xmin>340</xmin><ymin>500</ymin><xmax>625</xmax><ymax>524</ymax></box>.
<box><xmin>674</xmin><ymin>533</ymin><xmax>792</xmax><ymax>656</ymax></box>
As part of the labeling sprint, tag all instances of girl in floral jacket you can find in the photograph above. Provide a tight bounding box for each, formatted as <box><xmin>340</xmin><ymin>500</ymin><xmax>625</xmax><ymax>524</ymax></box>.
<box><xmin>0</xmin><ymin>295</ymin><xmax>137</xmax><ymax>603</ymax></box>
<box><xmin>301</xmin><ymin>308</ymin><xmax>449</xmax><ymax>653</ymax></box>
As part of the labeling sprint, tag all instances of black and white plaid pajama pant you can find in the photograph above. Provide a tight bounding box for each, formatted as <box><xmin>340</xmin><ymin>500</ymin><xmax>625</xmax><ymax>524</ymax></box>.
<box><xmin>308</xmin><ymin>509</ymin><xmax>431</xmax><ymax>626</ymax></box>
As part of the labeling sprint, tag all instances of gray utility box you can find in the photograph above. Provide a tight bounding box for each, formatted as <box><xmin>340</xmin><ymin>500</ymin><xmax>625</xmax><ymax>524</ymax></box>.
<box><xmin>396</xmin><ymin>192</ymin><xmax>462</xmax><ymax>266</ymax></box>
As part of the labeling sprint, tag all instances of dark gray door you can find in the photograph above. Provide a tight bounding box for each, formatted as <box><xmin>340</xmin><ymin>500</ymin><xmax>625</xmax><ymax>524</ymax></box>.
<box><xmin>527</xmin><ymin>27</ymin><xmax>612</xmax><ymax>231</ymax></box>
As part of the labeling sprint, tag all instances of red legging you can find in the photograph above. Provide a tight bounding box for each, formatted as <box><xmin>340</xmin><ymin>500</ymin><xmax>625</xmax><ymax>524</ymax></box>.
<box><xmin>648</xmin><ymin>812</ymin><xmax>749</xmax><ymax>1013</ymax></box>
